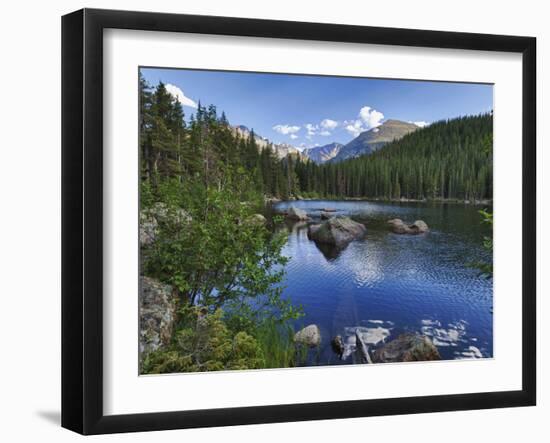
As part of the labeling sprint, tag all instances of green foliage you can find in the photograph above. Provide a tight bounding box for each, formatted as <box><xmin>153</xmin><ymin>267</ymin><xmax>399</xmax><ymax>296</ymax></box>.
<box><xmin>142</xmin><ymin>307</ymin><xmax>265</xmax><ymax>373</ymax></box>
<box><xmin>469</xmin><ymin>208</ymin><xmax>493</xmax><ymax>277</ymax></box>
<box><xmin>143</xmin><ymin>172</ymin><xmax>292</xmax><ymax>315</ymax></box>
<box><xmin>139</xmin><ymin>78</ymin><xmax>305</xmax><ymax>372</ymax></box>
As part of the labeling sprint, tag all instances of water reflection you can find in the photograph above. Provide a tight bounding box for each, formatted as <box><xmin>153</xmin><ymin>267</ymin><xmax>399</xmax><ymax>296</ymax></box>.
<box><xmin>270</xmin><ymin>200</ymin><xmax>493</xmax><ymax>364</ymax></box>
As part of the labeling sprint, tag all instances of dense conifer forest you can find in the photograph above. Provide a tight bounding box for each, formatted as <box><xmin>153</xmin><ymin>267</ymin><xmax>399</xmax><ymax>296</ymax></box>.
<box><xmin>140</xmin><ymin>76</ymin><xmax>492</xmax><ymax>202</ymax></box>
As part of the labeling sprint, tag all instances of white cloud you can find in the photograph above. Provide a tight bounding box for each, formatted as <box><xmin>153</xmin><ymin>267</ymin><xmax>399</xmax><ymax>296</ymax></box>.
<box><xmin>273</xmin><ymin>124</ymin><xmax>301</xmax><ymax>135</ymax></box>
<box><xmin>345</xmin><ymin>120</ymin><xmax>365</xmax><ymax>137</ymax></box>
<box><xmin>290</xmin><ymin>134</ymin><xmax>299</xmax><ymax>140</ymax></box>
<box><xmin>411</xmin><ymin>121</ymin><xmax>430</xmax><ymax>128</ymax></box>
<box><xmin>305</xmin><ymin>123</ymin><xmax>318</xmax><ymax>136</ymax></box>
<box><xmin>319</xmin><ymin>130</ymin><xmax>331</xmax><ymax>136</ymax></box>
<box><xmin>165</xmin><ymin>83</ymin><xmax>198</xmax><ymax>108</ymax></box>
<box><xmin>358</xmin><ymin>106</ymin><xmax>384</xmax><ymax>130</ymax></box>
<box><xmin>320</xmin><ymin>119</ymin><xmax>338</xmax><ymax>130</ymax></box>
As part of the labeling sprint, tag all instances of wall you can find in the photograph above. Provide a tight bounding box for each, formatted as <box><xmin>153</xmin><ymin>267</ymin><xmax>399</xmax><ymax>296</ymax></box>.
<box><xmin>0</xmin><ymin>0</ymin><xmax>546</xmax><ymax>441</ymax></box>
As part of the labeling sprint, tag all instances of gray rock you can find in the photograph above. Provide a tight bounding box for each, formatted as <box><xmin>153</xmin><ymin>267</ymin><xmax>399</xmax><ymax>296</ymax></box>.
<box><xmin>247</xmin><ymin>213</ymin><xmax>267</xmax><ymax>226</ymax></box>
<box><xmin>308</xmin><ymin>224</ymin><xmax>322</xmax><ymax>236</ymax></box>
<box><xmin>320</xmin><ymin>211</ymin><xmax>333</xmax><ymax>220</ymax></box>
<box><xmin>139</xmin><ymin>277</ymin><xmax>177</xmax><ymax>355</ymax></box>
<box><xmin>140</xmin><ymin>212</ymin><xmax>158</xmax><ymax>246</ymax></box>
<box><xmin>307</xmin><ymin>216</ymin><xmax>366</xmax><ymax>248</ymax></box>
<box><xmin>286</xmin><ymin>206</ymin><xmax>309</xmax><ymax>221</ymax></box>
<box><xmin>372</xmin><ymin>334</ymin><xmax>440</xmax><ymax>363</ymax></box>
<box><xmin>354</xmin><ymin>330</ymin><xmax>373</xmax><ymax>364</ymax></box>
<box><xmin>140</xmin><ymin>203</ymin><xmax>191</xmax><ymax>246</ymax></box>
<box><xmin>294</xmin><ymin>324</ymin><xmax>321</xmax><ymax>347</ymax></box>
<box><xmin>387</xmin><ymin>218</ymin><xmax>429</xmax><ymax>235</ymax></box>
<box><xmin>331</xmin><ymin>335</ymin><xmax>345</xmax><ymax>358</ymax></box>
<box><xmin>410</xmin><ymin>220</ymin><xmax>429</xmax><ymax>233</ymax></box>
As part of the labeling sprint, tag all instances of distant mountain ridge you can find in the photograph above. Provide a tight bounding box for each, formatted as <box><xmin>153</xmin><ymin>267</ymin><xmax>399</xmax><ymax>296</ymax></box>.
<box><xmin>232</xmin><ymin>120</ymin><xmax>421</xmax><ymax>163</ymax></box>
<box><xmin>232</xmin><ymin>125</ymin><xmax>303</xmax><ymax>159</ymax></box>
<box><xmin>303</xmin><ymin>142</ymin><xmax>344</xmax><ymax>164</ymax></box>
<box><xmin>332</xmin><ymin>119</ymin><xmax>420</xmax><ymax>162</ymax></box>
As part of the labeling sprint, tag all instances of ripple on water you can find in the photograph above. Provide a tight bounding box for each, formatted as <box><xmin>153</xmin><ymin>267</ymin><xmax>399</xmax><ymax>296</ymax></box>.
<box><xmin>271</xmin><ymin>200</ymin><xmax>493</xmax><ymax>364</ymax></box>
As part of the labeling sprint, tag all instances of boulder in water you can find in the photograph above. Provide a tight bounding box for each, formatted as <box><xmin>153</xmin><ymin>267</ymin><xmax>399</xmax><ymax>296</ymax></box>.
<box><xmin>294</xmin><ymin>324</ymin><xmax>321</xmax><ymax>347</ymax></box>
<box><xmin>307</xmin><ymin>216</ymin><xmax>366</xmax><ymax>248</ymax></box>
<box><xmin>286</xmin><ymin>206</ymin><xmax>309</xmax><ymax>221</ymax></box>
<box><xmin>320</xmin><ymin>211</ymin><xmax>333</xmax><ymax>220</ymax></box>
<box><xmin>387</xmin><ymin>218</ymin><xmax>429</xmax><ymax>235</ymax></box>
<box><xmin>354</xmin><ymin>330</ymin><xmax>373</xmax><ymax>364</ymax></box>
<box><xmin>372</xmin><ymin>333</ymin><xmax>440</xmax><ymax>363</ymax></box>
<box><xmin>331</xmin><ymin>335</ymin><xmax>345</xmax><ymax>358</ymax></box>
<box><xmin>409</xmin><ymin>220</ymin><xmax>429</xmax><ymax>233</ymax></box>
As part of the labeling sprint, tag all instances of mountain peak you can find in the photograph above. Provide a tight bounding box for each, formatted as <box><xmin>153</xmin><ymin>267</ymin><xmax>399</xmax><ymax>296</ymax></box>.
<box><xmin>332</xmin><ymin>119</ymin><xmax>418</xmax><ymax>162</ymax></box>
<box><xmin>304</xmin><ymin>142</ymin><xmax>344</xmax><ymax>164</ymax></box>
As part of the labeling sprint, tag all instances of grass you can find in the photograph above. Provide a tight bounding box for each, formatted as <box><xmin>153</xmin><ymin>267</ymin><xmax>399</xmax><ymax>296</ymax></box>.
<box><xmin>254</xmin><ymin>318</ymin><xmax>306</xmax><ymax>368</ymax></box>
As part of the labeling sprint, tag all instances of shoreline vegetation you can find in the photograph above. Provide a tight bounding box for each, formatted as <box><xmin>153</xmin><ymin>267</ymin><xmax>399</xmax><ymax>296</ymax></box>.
<box><xmin>138</xmin><ymin>76</ymin><xmax>492</xmax><ymax>374</ymax></box>
<box><xmin>267</xmin><ymin>196</ymin><xmax>493</xmax><ymax>205</ymax></box>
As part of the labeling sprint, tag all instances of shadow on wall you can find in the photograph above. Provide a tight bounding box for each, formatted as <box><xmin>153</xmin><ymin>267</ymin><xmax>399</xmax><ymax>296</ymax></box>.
<box><xmin>35</xmin><ymin>410</ymin><xmax>60</xmax><ymax>426</ymax></box>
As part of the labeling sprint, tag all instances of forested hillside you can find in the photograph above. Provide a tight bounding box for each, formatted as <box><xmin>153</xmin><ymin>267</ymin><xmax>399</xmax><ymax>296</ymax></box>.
<box><xmin>139</xmin><ymin>76</ymin><xmax>301</xmax><ymax>200</ymax></box>
<box><xmin>296</xmin><ymin>114</ymin><xmax>493</xmax><ymax>201</ymax></box>
<box><xmin>140</xmin><ymin>76</ymin><xmax>492</xmax><ymax>203</ymax></box>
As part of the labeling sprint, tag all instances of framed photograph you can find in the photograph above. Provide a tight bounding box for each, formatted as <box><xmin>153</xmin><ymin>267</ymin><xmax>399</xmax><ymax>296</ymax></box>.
<box><xmin>62</xmin><ymin>8</ymin><xmax>536</xmax><ymax>435</ymax></box>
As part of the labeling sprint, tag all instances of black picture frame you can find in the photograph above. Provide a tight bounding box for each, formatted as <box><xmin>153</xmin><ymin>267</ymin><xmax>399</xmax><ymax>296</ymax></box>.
<box><xmin>62</xmin><ymin>8</ymin><xmax>537</xmax><ymax>435</ymax></box>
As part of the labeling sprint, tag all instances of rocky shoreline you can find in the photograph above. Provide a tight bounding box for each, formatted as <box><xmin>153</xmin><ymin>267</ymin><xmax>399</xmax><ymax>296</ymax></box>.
<box><xmin>293</xmin><ymin>324</ymin><xmax>441</xmax><ymax>364</ymax></box>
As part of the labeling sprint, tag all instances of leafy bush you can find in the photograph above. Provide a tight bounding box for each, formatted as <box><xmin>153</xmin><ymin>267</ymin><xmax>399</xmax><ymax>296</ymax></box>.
<box><xmin>142</xmin><ymin>307</ymin><xmax>265</xmax><ymax>374</ymax></box>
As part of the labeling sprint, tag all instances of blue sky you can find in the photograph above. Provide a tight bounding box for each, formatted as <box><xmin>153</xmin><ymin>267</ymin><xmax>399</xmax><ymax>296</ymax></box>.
<box><xmin>141</xmin><ymin>67</ymin><xmax>493</xmax><ymax>150</ymax></box>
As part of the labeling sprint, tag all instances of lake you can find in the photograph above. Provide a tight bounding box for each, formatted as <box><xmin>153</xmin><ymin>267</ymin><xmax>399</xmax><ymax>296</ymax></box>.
<box><xmin>269</xmin><ymin>200</ymin><xmax>493</xmax><ymax>365</ymax></box>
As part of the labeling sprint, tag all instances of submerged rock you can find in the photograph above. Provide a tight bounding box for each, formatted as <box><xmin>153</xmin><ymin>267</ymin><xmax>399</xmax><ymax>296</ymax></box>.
<box><xmin>354</xmin><ymin>330</ymin><xmax>373</xmax><ymax>364</ymax></box>
<box><xmin>139</xmin><ymin>277</ymin><xmax>177</xmax><ymax>355</ymax></box>
<box><xmin>294</xmin><ymin>324</ymin><xmax>321</xmax><ymax>347</ymax></box>
<box><xmin>331</xmin><ymin>335</ymin><xmax>345</xmax><ymax>358</ymax></box>
<box><xmin>307</xmin><ymin>216</ymin><xmax>366</xmax><ymax>248</ymax></box>
<box><xmin>372</xmin><ymin>334</ymin><xmax>440</xmax><ymax>363</ymax></box>
<box><xmin>387</xmin><ymin>218</ymin><xmax>429</xmax><ymax>235</ymax></box>
<box><xmin>286</xmin><ymin>206</ymin><xmax>309</xmax><ymax>221</ymax></box>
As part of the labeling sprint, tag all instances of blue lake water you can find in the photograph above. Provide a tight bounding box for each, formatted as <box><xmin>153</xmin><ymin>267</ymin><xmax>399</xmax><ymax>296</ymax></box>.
<box><xmin>270</xmin><ymin>200</ymin><xmax>493</xmax><ymax>365</ymax></box>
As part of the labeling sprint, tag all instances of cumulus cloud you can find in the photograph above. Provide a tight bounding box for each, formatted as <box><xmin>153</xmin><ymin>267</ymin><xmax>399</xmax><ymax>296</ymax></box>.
<box><xmin>358</xmin><ymin>106</ymin><xmax>384</xmax><ymax>130</ymax></box>
<box><xmin>320</xmin><ymin>119</ymin><xmax>338</xmax><ymax>131</ymax></box>
<box><xmin>165</xmin><ymin>83</ymin><xmax>198</xmax><ymax>108</ymax></box>
<box><xmin>344</xmin><ymin>120</ymin><xmax>365</xmax><ymax>137</ymax></box>
<box><xmin>290</xmin><ymin>134</ymin><xmax>299</xmax><ymax>140</ymax></box>
<box><xmin>305</xmin><ymin>123</ymin><xmax>317</xmax><ymax>133</ymax></box>
<box><xmin>319</xmin><ymin>130</ymin><xmax>331</xmax><ymax>136</ymax></box>
<box><xmin>273</xmin><ymin>124</ymin><xmax>301</xmax><ymax>135</ymax></box>
<box><xmin>411</xmin><ymin>121</ymin><xmax>430</xmax><ymax>128</ymax></box>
